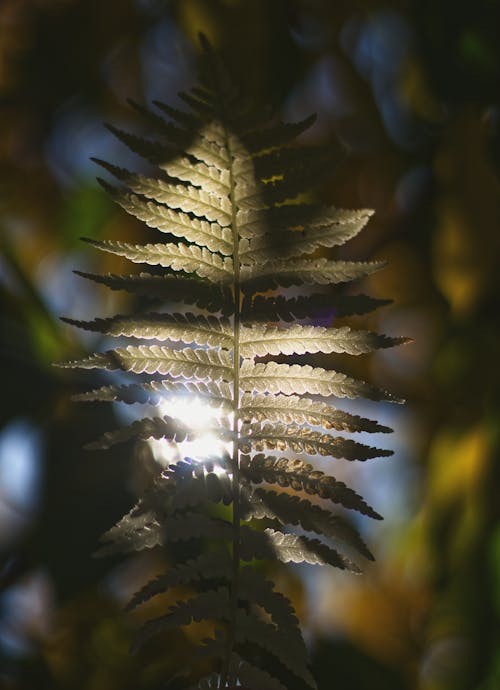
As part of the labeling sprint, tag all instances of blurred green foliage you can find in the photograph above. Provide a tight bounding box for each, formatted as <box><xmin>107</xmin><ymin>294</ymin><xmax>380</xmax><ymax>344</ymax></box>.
<box><xmin>1</xmin><ymin>1</ymin><xmax>500</xmax><ymax>689</ymax></box>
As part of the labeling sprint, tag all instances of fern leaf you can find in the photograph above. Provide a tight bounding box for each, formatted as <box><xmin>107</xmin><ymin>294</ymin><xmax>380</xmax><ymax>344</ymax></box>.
<box><xmin>240</xmin><ymin>210</ymin><xmax>374</xmax><ymax>261</ymax></box>
<box><xmin>97</xmin><ymin>512</ymin><xmax>233</xmax><ymax>557</ymax></box>
<box><xmin>236</xmin><ymin>657</ymin><xmax>288</xmax><ymax>690</ymax></box>
<box><xmin>94</xmin><ymin>159</ymin><xmax>233</xmax><ymax>224</ymax></box>
<box><xmin>240</xmin><ymin>323</ymin><xmax>408</xmax><ymax>357</ymax></box>
<box><xmin>74</xmin><ymin>271</ymin><xmax>234</xmax><ymax>314</ymax></box>
<box><xmin>103</xmin><ymin>185</ymin><xmax>233</xmax><ymax>255</ymax></box>
<box><xmin>82</xmin><ymin>239</ymin><xmax>234</xmax><ymax>283</ymax></box>
<box><xmin>248</xmin><ymin>488</ymin><xmax>374</xmax><ymax>560</ymax></box>
<box><xmin>241</xmin><ymin>114</ymin><xmax>316</xmax><ymax>153</ymax></box>
<box><xmin>241</xmin><ymin>422</ymin><xmax>393</xmax><ymax>460</ymax></box>
<box><xmin>241</xmin><ymin>257</ymin><xmax>386</xmax><ymax>287</ymax></box>
<box><xmin>242</xmin><ymin>527</ymin><xmax>361</xmax><ymax>572</ymax></box>
<box><xmin>58</xmin><ymin>345</ymin><xmax>233</xmax><ymax>379</ymax></box>
<box><xmin>246</xmin><ymin>292</ymin><xmax>391</xmax><ymax>321</ymax></box>
<box><xmin>62</xmin><ymin>313</ymin><xmax>233</xmax><ymax>348</ymax></box>
<box><xmin>238</xmin><ymin>567</ymin><xmax>303</xmax><ymax>636</ymax></box>
<box><xmin>133</xmin><ymin>588</ymin><xmax>231</xmax><ymax>652</ymax></box>
<box><xmin>238</xmin><ymin>203</ymin><xmax>368</xmax><ymax>238</ymax></box>
<box><xmin>234</xmin><ymin>608</ymin><xmax>317</xmax><ymax>688</ymax></box>
<box><xmin>239</xmin><ymin>360</ymin><xmax>402</xmax><ymax>402</ymax></box>
<box><xmin>152</xmin><ymin>98</ymin><xmax>203</xmax><ymax>130</ymax></box>
<box><xmin>240</xmin><ymin>393</ymin><xmax>392</xmax><ymax>433</ymax></box>
<box><xmin>241</xmin><ymin>454</ymin><xmax>382</xmax><ymax>519</ymax></box>
<box><xmin>161</xmin><ymin>156</ymin><xmax>230</xmax><ymax>197</ymax></box>
<box><xmin>184</xmin><ymin>130</ymin><xmax>231</xmax><ymax>169</ymax></box>
<box><xmin>84</xmin><ymin>415</ymin><xmax>202</xmax><ymax>451</ymax></box>
<box><xmin>126</xmin><ymin>97</ymin><xmax>191</xmax><ymax>140</ymax></box>
<box><xmin>64</xmin><ymin>37</ymin><xmax>407</xmax><ymax>688</ymax></box>
<box><xmin>125</xmin><ymin>550</ymin><xmax>232</xmax><ymax>612</ymax></box>
<box><xmin>74</xmin><ymin>380</ymin><xmax>232</xmax><ymax>408</ymax></box>
<box><xmin>103</xmin><ymin>125</ymin><xmax>181</xmax><ymax>166</ymax></box>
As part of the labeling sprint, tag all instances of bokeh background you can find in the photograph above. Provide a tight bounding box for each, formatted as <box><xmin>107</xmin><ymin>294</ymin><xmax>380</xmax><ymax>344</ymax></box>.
<box><xmin>1</xmin><ymin>1</ymin><xmax>500</xmax><ymax>688</ymax></box>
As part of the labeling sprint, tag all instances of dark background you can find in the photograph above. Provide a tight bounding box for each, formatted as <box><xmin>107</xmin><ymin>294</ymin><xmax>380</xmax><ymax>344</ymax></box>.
<box><xmin>1</xmin><ymin>1</ymin><xmax>500</xmax><ymax>688</ymax></box>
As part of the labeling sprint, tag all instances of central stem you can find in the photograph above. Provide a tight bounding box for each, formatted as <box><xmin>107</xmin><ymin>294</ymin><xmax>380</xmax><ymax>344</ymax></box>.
<box><xmin>222</xmin><ymin>125</ymin><xmax>241</xmax><ymax>687</ymax></box>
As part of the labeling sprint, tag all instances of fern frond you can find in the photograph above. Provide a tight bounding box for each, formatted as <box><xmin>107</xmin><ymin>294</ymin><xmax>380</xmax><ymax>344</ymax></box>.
<box><xmin>240</xmin><ymin>392</ymin><xmax>391</xmax><ymax>433</ymax></box>
<box><xmin>62</xmin><ymin>313</ymin><xmax>233</xmax><ymax>348</ymax></box>
<box><xmin>241</xmin><ymin>257</ymin><xmax>386</xmax><ymax>287</ymax></box>
<box><xmin>162</xmin><ymin>157</ymin><xmax>230</xmax><ymax>197</ymax></box>
<box><xmin>95</xmin><ymin>159</ymin><xmax>233</xmax><ymax>224</ymax></box>
<box><xmin>240</xmin><ymin>360</ymin><xmax>402</xmax><ymax>402</ymax></box>
<box><xmin>103</xmin><ymin>124</ymin><xmax>182</xmax><ymax>165</ymax></box>
<box><xmin>125</xmin><ymin>550</ymin><xmax>232</xmax><ymax>612</ymax></box>
<box><xmin>241</xmin><ymin>454</ymin><xmax>382</xmax><ymax>519</ymax></box>
<box><xmin>85</xmin><ymin>414</ymin><xmax>198</xmax><ymax>450</ymax></box>
<box><xmin>97</xmin><ymin>512</ymin><xmax>233</xmax><ymax>557</ymax></box>
<box><xmin>103</xmin><ymin>185</ymin><xmax>233</xmax><ymax>254</ymax></box>
<box><xmin>234</xmin><ymin>608</ymin><xmax>317</xmax><ymax>688</ymax></box>
<box><xmin>246</xmin><ymin>292</ymin><xmax>391</xmax><ymax>321</ymax></box>
<box><xmin>73</xmin><ymin>379</ymin><xmax>232</xmax><ymax>408</ymax></box>
<box><xmin>82</xmin><ymin>239</ymin><xmax>234</xmax><ymax>283</ymax></box>
<box><xmin>59</xmin><ymin>345</ymin><xmax>233</xmax><ymax>379</ymax></box>
<box><xmin>236</xmin><ymin>657</ymin><xmax>288</xmax><ymax>690</ymax></box>
<box><xmin>241</xmin><ymin>114</ymin><xmax>316</xmax><ymax>153</ymax></box>
<box><xmin>64</xmin><ymin>38</ymin><xmax>407</xmax><ymax>689</ymax></box>
<box><xmin>247</xmin><ymin>488</ymin><xmax>374</xmax><ymax>560</ymax></box>
<box><xmin>134</xmin><ymin>588</ymin><xmax>231</xmax><ymax>652</ymax></box>
<box><xmin>239</xmin><ymin>210</ymin><xmax>374</xmax><ymax>261</ymax></box>
<box><xmin>240</xmin><ymin>422</ymin><xmax>393</xmax><ymax>460</ymax></box>
<box><xmin>240</xmin><ymin>323</ymin><xmax>408</xmax><ymax>357</ymax></box>
<box><xmin>241</xmin><ymin>527</ymin><xmax>360</xmax><ymax>572</ymax></box>
<box><xmin>74</xmin><ymin>271</ymin><xmax>234</xmax><ymax>314</ymax></box>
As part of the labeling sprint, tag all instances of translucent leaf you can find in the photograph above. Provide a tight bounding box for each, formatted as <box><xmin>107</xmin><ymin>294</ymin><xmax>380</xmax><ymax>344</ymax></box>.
<box><xmin>133</xmin><ymin>588</ymin><xmax>231</xmax><ymax>652</ymax></box>
<box><xmin>162</xmin><ymin>156</ymin><xmax>231</xmax><ymax>197</ymax></box>
<box><xmin>103</xmin><ymin>184</ymin><xmax>233</xmax><ymax>254</ymax></box>
<box><xmin>236</xmin><ymin>657</ymin><xmax>288</xmax><ymax>690</ymax></box>
<box><xmin>240</xmin><ymin>360</ymin><xmax>402</xmax><ymax>403</ymax></box>
<box><xmin>57</xmin><ymin>345</ymin><xmax>233</xmax><ymax>380</ymax></box>
<box><xmin>234</xmin><ymin>608</ymin><xmax>317</xmax><ymax>688</ymax></box>
<box><xmin>94</xmin><ymin>159</ymin><xmax>232</xmax><ymax>224</ymax></box>
<box><xmin>74</xmin><ymin>271</ymin><xmax>234</xmax><ymax>314</ymax></box>
<box><xmin>125</xmin><ymin>550</ymin><xmax>232</xmax><ymax>611</ymax></box>
<box><xmin>248</xmin><ymin>488</ymin><xmax>374</xmax><ymax>560</ymax></box>
<box><xmin>238</xmin><ymin>568</ymin><xmax>303</xmax><ymax>638</ymax></box>
<box><xmin>85</xmin><ymin>414</ymin><xmax>197</xmax><ymax>450</ymax></box>
<box><xmin>241</xmin><ymin>114</ymin><xmax>316</xmax><ymax>153</ymax></box>
<box><xmin>74</xmin><ymin>379</ymin><xmax>232</xmax><ymax>408</ymax></box>
<box><xmin>246</xmin><ymin>292</ymin><xmax>391</xmax><ymax>321</ymax></box>
<box><xmin>240</xmin><ymin>323</ymin><xmax>409</xmax><ymax>357</ymax></box>
<box><xmin>83</xmin><ymin>238</ymin><xmax>234</xmax><ymax>283</ymax></box>
<box><xmin>240</xmin><ymin>454</ymin><xmax>382</xmax><ymax>519</ymax></box>
<box><xmin>241</xmin><ymin>257</ymin><xmax>386</xmax><ymax>287</ymax></box>
<box><xmin>240</xmin><ymin>422</ymin><xmax>393</xmax><ymax>460</ymax></box>
<box><xmin>97</xmin><ymin>512</ymin><xmax>233</xmax><ymax>557</ymax></box>
<box><xmin>240</xmin><ymin>209</ymin><xmax>374</xmax><ymax>260</ymax></box>
<box><xmin>242</xmin><ymin>527</ymin><xmax>361</xmax><ymax>572</ymax></box>
<box><xmin>62</xmin><ymin>312</ymin><xmax>233</xmax><ymax>348</ymax></box>
<box><xmin>240</xmin><ymin>393</ymin><xmax>392</xmax><ymax>433</ymax></box>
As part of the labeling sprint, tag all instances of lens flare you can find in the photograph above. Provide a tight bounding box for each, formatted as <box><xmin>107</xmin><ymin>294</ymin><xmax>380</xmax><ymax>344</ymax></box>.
<box><xmin>147</xmin><ymin>395</ymin><xmax>232</xmax><ymax>467</ymax></box>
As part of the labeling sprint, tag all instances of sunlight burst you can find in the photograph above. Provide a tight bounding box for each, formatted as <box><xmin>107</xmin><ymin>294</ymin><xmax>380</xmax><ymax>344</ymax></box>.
<box><xmin>148</xmin><ymin>395</ymin><xmax>233</xmax><ymax>467</ymax></box>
